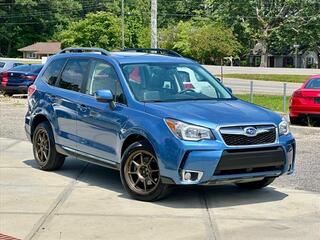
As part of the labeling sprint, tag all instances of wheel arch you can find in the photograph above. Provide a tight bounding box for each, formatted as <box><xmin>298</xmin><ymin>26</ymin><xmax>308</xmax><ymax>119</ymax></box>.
<box><xmin>121</xmin><ymin>133</ymin><xmax>154</xmax><ymax>158</ymax></box>
<box><xmin>30</xmin><ymin>114</ymin><xmax>51</xmax><ymax>140</ymax></box>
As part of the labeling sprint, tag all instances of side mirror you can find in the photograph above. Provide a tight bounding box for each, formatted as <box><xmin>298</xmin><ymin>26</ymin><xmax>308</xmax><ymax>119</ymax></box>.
<box><xmin>216</xmin><ymin>77</ymin><xmax>221</xmax><ymax>82</ymax></box>
<box><xmin>95</xmin><ymin>89</ymin><xmax>115</xmax><ymax>109</ymax></box>
<box><xmin>226</xmin><ymin>87</ymin><xmax>233</xmax><ymax>93</ymax></box>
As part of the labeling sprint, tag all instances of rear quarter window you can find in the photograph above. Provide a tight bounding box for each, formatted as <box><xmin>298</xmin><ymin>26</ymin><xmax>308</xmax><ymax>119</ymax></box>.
<box><xmin>41</xmin><ymin>59</ymin><xmax>67</xmax><ymax>86</ymax></box>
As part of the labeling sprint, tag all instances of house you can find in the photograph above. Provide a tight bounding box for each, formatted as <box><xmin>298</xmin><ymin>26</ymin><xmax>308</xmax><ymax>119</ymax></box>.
<box><xmin>248</xmin><ymin>43</ymin><xmax>319</xmax><ymax>68</ymax></box>
<box><xmin>18</xmin><ymin>42</ymin><xmax>61</xmax><ymax>59</ymax></box>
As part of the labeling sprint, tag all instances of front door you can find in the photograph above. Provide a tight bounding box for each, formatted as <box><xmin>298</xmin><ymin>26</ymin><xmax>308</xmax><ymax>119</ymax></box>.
<box><xmin>76</xmin><ymin>59</ymin><xmax>128</xmax><ymax>163</ymax></box>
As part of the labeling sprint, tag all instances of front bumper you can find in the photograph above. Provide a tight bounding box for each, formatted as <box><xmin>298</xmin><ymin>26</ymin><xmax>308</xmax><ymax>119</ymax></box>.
<box><xmin>160</xmin><ymin>134</ymin><xmax>295</xmax><ymax>185</ymax></box>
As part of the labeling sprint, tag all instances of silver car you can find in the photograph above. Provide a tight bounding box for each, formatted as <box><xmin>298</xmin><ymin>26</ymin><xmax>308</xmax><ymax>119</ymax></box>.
<box><xmin>0</xmin><ymin>60</ymin><xmax>23</xmax><ymax>73</ymax></box>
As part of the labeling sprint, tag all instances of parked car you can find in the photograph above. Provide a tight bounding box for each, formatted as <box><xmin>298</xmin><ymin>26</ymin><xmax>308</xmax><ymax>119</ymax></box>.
<box><xmin>289</xmin><ymin>75</ymin><xmax>320</xmax><ymax>124</ymax></box>
<box><xmin>25</xmin><ymin>47</ymin><xmax>295</xmax><ymax>201</ymax></box>
<box><xmin>0</xmin><ymin>64</ymin><xmax>43</xmax><ymax>96</ymax></box>
<box><xmin>0</xmin><ymin>60</ymin><xmax>23</xmax><ymax>73</ymax></box>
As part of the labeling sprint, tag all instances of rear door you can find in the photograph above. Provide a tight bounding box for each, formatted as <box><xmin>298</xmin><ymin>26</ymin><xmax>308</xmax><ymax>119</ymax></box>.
<box><xmin>76</xmin><ymin>59</ymin><xmax>128</xmax><ymax>162</ymax></box>
<box><xmin>52</xmin><ymin>58</ymin><xmax>90</xmax><ymax>150</ymax></box>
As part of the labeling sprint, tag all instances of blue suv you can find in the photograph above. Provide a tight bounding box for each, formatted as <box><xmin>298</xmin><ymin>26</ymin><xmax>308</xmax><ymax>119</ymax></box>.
<box><xmin>25</xmin><ymin>47</ymin><xmax>295</xmax><ymax>201</ymax></box>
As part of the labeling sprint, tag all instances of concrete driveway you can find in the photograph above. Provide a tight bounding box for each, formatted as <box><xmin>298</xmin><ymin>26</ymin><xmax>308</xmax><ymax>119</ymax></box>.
<box><xmin>1</xmin><ymin>138</ymin><xmax>319</xmax><ymax>240</ymax></box>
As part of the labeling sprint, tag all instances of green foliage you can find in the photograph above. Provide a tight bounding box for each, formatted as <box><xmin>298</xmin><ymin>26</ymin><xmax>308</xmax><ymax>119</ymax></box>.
<box><xmin>0</xmin><ymin>0</ymin><xmax>319</xmax><ymax>67</ymax></box>
<box><xmin>0</xmin><ymin>0</ymin><xmax>81</xmax><ymax>57</ymax></box>
<box><xmin>56</xmin><ymin>12</ymin><xmax>121</xmax><ymax>50</ymax></box>
<box><xmin>159</xmin><ymin>21</ymin><xmax>240</xmax><ymax>63</ymax></box>
<box><xmin>236</xmin><ymin>94</ymin><xmax>290</xmax><ymax>113</ymax></box>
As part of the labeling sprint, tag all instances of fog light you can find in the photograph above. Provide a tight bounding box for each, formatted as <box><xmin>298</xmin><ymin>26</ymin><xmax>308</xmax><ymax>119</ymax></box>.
<box><xmin>184</xmin><ymin>172</ymin><xmax>192</xmax><ymax>181</ymax></box>
<box><xmin>181</xmin><ymin>170</ymin><xmax>203</xmax><ymax>183</ymax></box>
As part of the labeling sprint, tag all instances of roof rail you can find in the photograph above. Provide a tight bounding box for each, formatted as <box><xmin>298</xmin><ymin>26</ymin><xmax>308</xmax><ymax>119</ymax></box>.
<box><xmin>59</xmin><ymin>47</ymin><xmax>110</xmax><ymax>56</ymax></box>
<box><xmin>123</xmin><ymin>48</ymin><xmax>182</xmax><ymax>57</ymax></box>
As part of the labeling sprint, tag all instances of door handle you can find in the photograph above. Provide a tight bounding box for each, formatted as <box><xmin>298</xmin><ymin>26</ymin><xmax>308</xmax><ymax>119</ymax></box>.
<box><xmin>79</xmin><ymin>104</ymin><xmax>89</xmax><ymax>112</ymax></box>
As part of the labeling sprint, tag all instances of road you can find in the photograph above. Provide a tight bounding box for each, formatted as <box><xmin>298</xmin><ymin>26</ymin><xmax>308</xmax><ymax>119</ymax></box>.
<box><xmin>223</xmin><ymin>78</ymin><xmax>301</xmax><ymax>95</ymax></box>
<box><xmin>204</xmin><ymin>65</ymin><xmax>320</xmax><ymax>75</ymax></box>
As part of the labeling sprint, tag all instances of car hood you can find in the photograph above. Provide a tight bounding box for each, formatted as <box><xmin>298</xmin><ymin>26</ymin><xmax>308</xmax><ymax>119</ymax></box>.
<box><xmin>144</xmin><ymin>99</ymin><xmax>281</xmax><ymax>128</ymax></box>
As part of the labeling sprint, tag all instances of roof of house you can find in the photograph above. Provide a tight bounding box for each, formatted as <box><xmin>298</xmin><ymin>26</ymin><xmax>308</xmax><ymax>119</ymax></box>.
<box><xmin>18</xmin><ymin>42</ymin><xmax>61</xmax><ymax>54</ymax></box>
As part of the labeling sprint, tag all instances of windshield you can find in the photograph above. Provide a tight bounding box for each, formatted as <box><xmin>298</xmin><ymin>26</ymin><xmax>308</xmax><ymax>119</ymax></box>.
<box><xmin>305</xmin><ymin>78</ymin><xmax>320</xmax><ymax>89</ymax></box>
<box><xmin>122</xmin><ymin>63</ymin><xmax>233</xmax><ymax>102</ymax></box>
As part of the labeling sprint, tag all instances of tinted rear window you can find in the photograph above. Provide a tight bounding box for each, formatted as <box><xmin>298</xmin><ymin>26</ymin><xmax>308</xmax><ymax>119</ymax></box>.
<box><xmin>11</xmin><ymin>65</ymin><xmax>30</xmax><ymax>72</ymax></box>
<box><xmin>0</xmin><ymin>62</ymin><xmax>5</xmax><ymax>68</ymax></box>
<box><xmin>305</xmin><ymin>78</ymin><xmax>320</xmax><ymax>89</ymax></box>
<box><xmin>11</xmin><ymin>64</ymin><xmax>42</xmax><ymax>73</ymax></box>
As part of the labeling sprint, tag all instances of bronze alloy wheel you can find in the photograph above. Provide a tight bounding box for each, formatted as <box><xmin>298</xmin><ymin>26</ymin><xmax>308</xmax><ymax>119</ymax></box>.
<box><xmin>34</xmin><ymin>129</ymin><xmax>50</xmax><ymax>163</ymax></box>
<box><xmin>124</xmin><ymin>150</ymin><xmax>160</xmax><ymax>195</ymax></box>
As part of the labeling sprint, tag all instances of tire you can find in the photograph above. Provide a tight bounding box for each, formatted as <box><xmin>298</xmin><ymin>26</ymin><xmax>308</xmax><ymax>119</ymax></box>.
<box><xmin>289</xmin><ymin>116</ymin><xmax>301</xmax><ymax>125</ymax></box>
<box><xmin>3</xmin><ymin>92</ymin><xmax>13</xmax><ymax>97</ymax></box>
<box><xmin>235</xmin><ymin>177</ymin><xmax>275</xmax><ymax>189</ymax></box>
<box><xmin>120</xmin><ymin>140</ymin><xmax>170</xmax><ymax>201</ymax></box>
<box><xmin>32</xmin><ymin>121</ymin><xmax>65</xmax><ymax>171</ymax></box>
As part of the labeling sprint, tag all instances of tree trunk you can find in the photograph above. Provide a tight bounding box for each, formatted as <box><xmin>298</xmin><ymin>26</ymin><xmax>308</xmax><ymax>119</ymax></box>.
<box><xmin>260</xmin><ymin>39</ymin><xmax>268</xmax><ymax>68</ymax></box>
<box><xmin>7</xmin><ymin>41</ymin><xmax>12</xmax><ymax>57</ymax></box>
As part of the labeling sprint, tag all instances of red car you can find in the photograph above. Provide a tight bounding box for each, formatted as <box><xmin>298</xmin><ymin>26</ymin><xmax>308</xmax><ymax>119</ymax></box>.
<box><xmin>289</xmin><ymin>75</ymin><xmax>320</xmax><ymax>124</ymax></box>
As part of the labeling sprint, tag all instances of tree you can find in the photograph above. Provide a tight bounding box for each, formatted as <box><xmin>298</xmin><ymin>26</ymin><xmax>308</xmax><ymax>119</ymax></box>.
<box><xmin>205</xmin><ymin>0</ymin><xmax>320</xmax><ymax>67</ymax></box>
<box><xmin>0</xmin><ymin>0</ymin><xmax>81</xmax><ymax>57</ymax></box>
<box><xmin>56</xmin><ymin>12</ymin><xmax>121</xmax><ymax>50</ymax></box>
<box><xmin>159</xmin><ymin>21</ymin><xmax>240</xmax><ymax>64</ymax></box>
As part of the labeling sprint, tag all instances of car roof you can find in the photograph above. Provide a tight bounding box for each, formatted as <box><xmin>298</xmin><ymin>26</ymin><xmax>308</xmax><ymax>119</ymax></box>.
<box><xmin>309</xmin><ymin>74</ymin><xmax>320</xmax><ymax>79</ymax></box>
<box><xmin>0</xmin><ymin>60</ymin><xmax>22</xmax><ymax>63</ymax></box>
<box><xmin>50</xmin><ymin>51</ymin><xmax>195</xmax><ymax>65</ymax></box>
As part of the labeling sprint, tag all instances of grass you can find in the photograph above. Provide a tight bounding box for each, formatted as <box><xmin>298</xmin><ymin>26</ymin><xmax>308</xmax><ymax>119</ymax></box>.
<box><xmin>222</xmin><ymin>74</ymin><xmax>309</xmax><ymax>83</ymax></box>
<box><xmin>236</xmin><ymin>94</ymin><xmax>290</xmax><ymax>113</ymax></box>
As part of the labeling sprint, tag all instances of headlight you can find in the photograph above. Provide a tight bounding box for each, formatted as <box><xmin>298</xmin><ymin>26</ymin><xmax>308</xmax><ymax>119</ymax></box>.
<box><xmin>165</xmin><ymin>119</ymin><xmax>214</xmax><ymax>141</ymax></box>
<box><xmin>279</xmin><ymin>118</ymin><xmax>290</xmax><ymax>135</ymax></box>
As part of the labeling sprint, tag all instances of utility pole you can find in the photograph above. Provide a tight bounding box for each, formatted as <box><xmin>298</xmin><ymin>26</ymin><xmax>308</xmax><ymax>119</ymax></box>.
<box><xmin>121</xmin><ymin>0</ymin><xmax>125</xmax><ymax>49</ymax></box>
<box><xmin>151</xmin><ymin>0</ymin><xmax>157</xmax><ymax>48</ymax></box>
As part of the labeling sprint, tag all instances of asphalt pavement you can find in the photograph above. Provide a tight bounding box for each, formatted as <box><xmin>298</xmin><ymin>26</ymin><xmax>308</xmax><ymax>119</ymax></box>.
<box><xmin>223</xmin><ymin>78</ymin><xmax>302</xmax><ymax>95</ymax></box>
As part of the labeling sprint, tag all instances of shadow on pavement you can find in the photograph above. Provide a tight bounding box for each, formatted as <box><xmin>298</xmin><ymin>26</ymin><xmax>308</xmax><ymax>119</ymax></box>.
<box><xmin>23</xmin><ymin>157</ymin><xmax>288</xmax><ymax>208</ymax></box>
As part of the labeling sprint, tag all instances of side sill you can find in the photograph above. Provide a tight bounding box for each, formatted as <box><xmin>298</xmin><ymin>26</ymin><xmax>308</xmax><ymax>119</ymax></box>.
<box><xmin>56</xmin><ymin>144</ymin><xmax>120</xmax><ymax>170</ymax></box>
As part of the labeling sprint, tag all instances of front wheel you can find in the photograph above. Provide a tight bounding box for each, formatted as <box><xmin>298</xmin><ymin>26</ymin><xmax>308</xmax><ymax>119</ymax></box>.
<box><xmin>235</xmin><ymin>177</ymin><xmax>275</xmax><ymax>189</ymax></box>
<box><xmin>120</xmin><ymin>140</ymin><xmax>170</xmax><ymax>201</ymax></box>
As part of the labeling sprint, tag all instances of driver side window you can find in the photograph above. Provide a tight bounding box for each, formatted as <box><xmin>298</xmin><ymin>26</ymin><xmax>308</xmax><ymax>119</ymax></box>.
<box><xmin>86</xmin><ymin>60</ymin><xmax>125</xmax><ymax>104</ymax></box>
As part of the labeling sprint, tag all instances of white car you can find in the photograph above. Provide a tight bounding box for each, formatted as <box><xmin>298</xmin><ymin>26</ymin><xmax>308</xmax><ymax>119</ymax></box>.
<box><xmin>0</xmin><ymin>60</ymin><xmax>23</xmax><ymax>73</ymax></box>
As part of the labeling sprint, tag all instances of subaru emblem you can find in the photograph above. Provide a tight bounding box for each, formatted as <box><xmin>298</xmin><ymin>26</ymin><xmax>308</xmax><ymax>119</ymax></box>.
<box><xmin>244</xmin><ymin>127</ymin><xmax>257</xmax><ymax>137</ymax></box>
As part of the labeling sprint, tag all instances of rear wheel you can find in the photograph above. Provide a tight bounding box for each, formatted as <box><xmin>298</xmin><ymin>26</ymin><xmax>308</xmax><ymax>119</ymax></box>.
<box><xmin>3</xmin><ymin>91</ymin><xmax>13</xmax><ymax>97</ymax></box>
<box><xmin>235</xmin><ymin>177</ymin><xmax>275</xmax><ymax>189</ymax></box>
<box><xmin>33</xmin><ymin>122</ymin><xmax>65</xmax><ymax>171</ymax></box>
<box><xmin>120</xmin><ymin>140</ymin><xmax>170</xmax><ymax>201</ymax></box>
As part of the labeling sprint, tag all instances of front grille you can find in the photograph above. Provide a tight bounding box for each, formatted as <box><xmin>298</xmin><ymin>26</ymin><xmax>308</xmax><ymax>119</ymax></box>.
<box><xmin>220</xmin><ymin>125</ymin><xmax>276</xmax><ymax>146</ymax></box>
